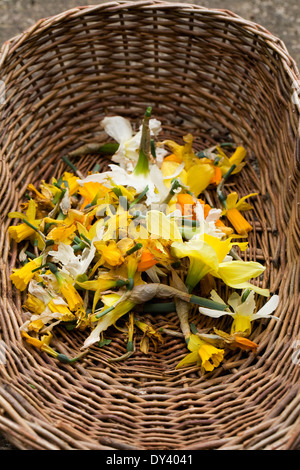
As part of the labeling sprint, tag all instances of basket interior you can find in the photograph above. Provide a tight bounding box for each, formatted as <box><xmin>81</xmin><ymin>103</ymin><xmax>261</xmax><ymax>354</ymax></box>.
<box><xmin>0</xmin><ymin>2</ymin><xmax>299</xmax><ymax>450</ymax></box>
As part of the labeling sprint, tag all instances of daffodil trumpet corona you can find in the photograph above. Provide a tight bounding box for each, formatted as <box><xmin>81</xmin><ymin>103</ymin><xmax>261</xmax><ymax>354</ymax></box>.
<box><xmin>8</xmin><ymin>108</ymin><xmax>279</xmax><ymax>373</ymax></box>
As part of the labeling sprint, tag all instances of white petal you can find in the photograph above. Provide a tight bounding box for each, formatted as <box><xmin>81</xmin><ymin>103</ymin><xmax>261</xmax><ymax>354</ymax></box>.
<box><xmin>155</xmin><ymin>147</ymin><xmax>168</xmax><ymax>165</ymax></box>
<box><xmin>149</xmin><ymin>118</ymin><xmax>163</xmax><ymax>137</ymax></box>
<box><xmin>101</xmin><ymin>116</ymin><xmax>133</xmax><ymax>144</ymax></box>
<box><xmin>51</xmin><ymin>296</ymin><xmax>68</xmax><ymax>306</ymax></box>
<box><xmin>199</xmin><ymin>306</ymin><xmax>233</xmax><ymax>319</ymax></box>
<box><xmin>209</xmin><ymin>289</ymin><xmax>227</xmax><ymax>305</ymax></box>
<box><xmin>252</xmin><ymin>295</ymin><xmax>280</xmax><ymax>319</ymax></box>
<box><xmin>227</xmin><ymin>292</ymin><xmax>242</xmax><ymax>311</ymax></box>
<box><xmin>81</xmin><ymin>321</ymin><xmax>103</xmax><ymax>349</ymax></box>
<box><xmin>28</xmin><ymin>280</ymin><xmax>52</xmax><ymax>304</ymax></box>
<box><xmin>148</xmin><ymin>164</ymin><xmax>168</xmax><ymax>202</ymax></box>
<box><xmin>235</xmin><ymin>290</ymin><xmax>256</xmax><ymax>317</ymax></box>
<box><xmin>48</xmin><ymin>242</ymin><xmax>95</xmax><ymax>279</ymax></box>
<box><xmin>206</xmin><ymin>208</ymin><xmax>222</xmax><ymax>223</ymax></box>
<box><xmin>59</xmin><ymin>187</ymin><xmax>70</xmax><ymax>215</ymax></box>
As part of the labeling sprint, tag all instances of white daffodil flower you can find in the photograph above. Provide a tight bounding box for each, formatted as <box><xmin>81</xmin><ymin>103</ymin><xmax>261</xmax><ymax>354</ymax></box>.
<box><xmin>192</xmin><ymin>200</ymin><xmax>224</xmax><ymax>239</ymax></box>
<box><xmin>77</xmin><ymin>163</ymin><xmax>169</xmax><ymax>206</ymax></box>
<box><xmin>48</xmin><ymin>242</ymin><xmax>96</xmax><ymax>280</ymax></box>
<box><xmin>100</xmin><ymin>115</ymin><xmax>167</xmax><ymax>170</ymax></box>
<box><xmin>199</xmin><ymin>289</ymin><xmax>280</xmax><ymax>335</ymax></box>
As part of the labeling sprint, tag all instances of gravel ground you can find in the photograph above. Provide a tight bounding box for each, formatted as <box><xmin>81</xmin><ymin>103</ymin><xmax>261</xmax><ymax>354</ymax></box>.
<box><xmin>0</xmin><ymin>0</ymin><xmax>299</xmax><ymax>451</ymax></box>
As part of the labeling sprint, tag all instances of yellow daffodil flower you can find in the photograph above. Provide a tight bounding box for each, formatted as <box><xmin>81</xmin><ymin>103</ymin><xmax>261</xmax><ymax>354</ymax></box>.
<box><xmin>47</xmin><ymin>300</ymin><xmax>76</xmax><ymax>322</ymax></box>
<box><xmin>46</xmin><ymin>223</ymin><xmax>77</xmax><ymax>245</ymax></box>
<box><xmin>199</xmin><ymin>289</ymin><xmax>279</xmax><ymax>336</ymax></box>
<box><xmin>176</xmin><ymin>333</ymin><xmax>224</xmax><ymax>372</ymax></box>
<box><xmin>60</xmin><ymin>171</ymin><xmax>80</xmax><ymax>196</ymax></box>
<box><xmin>216</xmin><ymin>145</ymin><xmax>247</xmax><ymax>176</ymax></box>
<box><xmin>10</xmin><ymin>256</ymin><xmax>43</xmax><ymax>291</ymax></box>
<box><xmin>78</xmin><ymin>181</ymin><xmax>111</xmax><ymax>209</ymax></box>
<box><xmin>23</xmin><ymin>293</ymin><xmax>46</xmax><ymax>314</ymax></box>
<box><xmin>83</xmin><ymin>293</ymin><xmax>136</xmax><ymax>349</ymax></box>
<box><xmin>51</xmin><ymin>269</ymin><xmax>83</xmax><ymax>311</ymax></box>
<box><xmin>160</xmin><ymin>133</ymin><xmax>195</xmax><ymax>169</ymax></box>
<box><xmin>221</xmin><ymin>191</ymin><xmax>258</xmax><ymax>235</ymax></box>
<box><xmin>215</xmin><ymin>259</ymin><xmax>269</xmax><ymax>296</ymax></box>
<box><xmin>171</xmin><ymin>234</ymin><xmax>232</xmax><ymax>291</ymax></box>
<box><xmin>134</xmin><ymin>319</ymin><xmax>163</xmax><ymax>354</ymax></box>
<box><xmin>76</xmin><ymin>277</ymin><xmax>120</xmax><ymax>313</ymax></box>
<box><xmin>93</xmin><ymin>240</ymin><xmax>125</xmax><ymax>267</ymax></box>
<box><xmin>171</xmin><ymin>233</ymin><xmax>266</xmax><ymax>294</ymax></box>
<box><xmin>21</xmin><ymin>331</ymin><xmax>58</xmax><ymax>358</ymax></box>
<box><xmin>8</xmin><ymin>199</ymin><xmax>44</xmax><ymax>249</ymax></box>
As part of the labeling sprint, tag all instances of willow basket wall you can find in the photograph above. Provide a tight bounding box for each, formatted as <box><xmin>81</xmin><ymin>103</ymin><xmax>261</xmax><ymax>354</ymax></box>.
<box><xmin>0</xmin><ymin>1</ymin><xmax>299</xmax><ymax>450</ymax></box>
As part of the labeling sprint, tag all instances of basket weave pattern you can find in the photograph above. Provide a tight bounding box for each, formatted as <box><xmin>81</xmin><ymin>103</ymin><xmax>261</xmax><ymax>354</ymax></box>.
<box><xmin>0</xmin><ymin>1</ymin><xmax>299</xmax><ymax>450</ymax></box>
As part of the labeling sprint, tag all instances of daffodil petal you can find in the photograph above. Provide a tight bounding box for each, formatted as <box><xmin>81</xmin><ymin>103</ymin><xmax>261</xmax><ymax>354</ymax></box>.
<box><xmin>175</xmin><ymin>350</ymin><xmax>200</xmax><ymax>369</ymax></box>
<box><xmin>186</xmin><ymin>164</ymin><xmax>215</xmax><ymax>196</ymax></box>
<box><xmin>199</xmin><ymin>306</ymin><xmax>232</xmax><ymax>318</ymax></box>
<box><xmin>217</xmin><ymin>260</ymin><xmax>265</xmax><ymax>285</ymax></box>
<box><xmin>252</xmin><ymin>295</ymin><xmax>280</xmax><ymax>319</ymax></box>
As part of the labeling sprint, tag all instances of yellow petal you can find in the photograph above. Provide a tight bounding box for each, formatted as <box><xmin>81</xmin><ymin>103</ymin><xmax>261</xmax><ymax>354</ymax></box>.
<box><xmin>217</xmin><ymin>260</ymin><xmax>265</xmax><ymax>287</ymax></box>
<box><xmin>186</xmin><ymin>163</ymin><xmax>215</xmax><ymax>197</ymax></box>
<box><xmin>229</xmin><ymin>146</ymin><xmax>246</xmax><ymax>167</ymax></box>
<box><xmin>10</xmin><ymin>256</ymin><xmax>43</xmax><ymax>291</ymax></box>
<box><xmin>161</xmin><ymin>161</ymin><xmax>187</xmax><ymax>188</ymax></box>
<box><xmin>175</xmin><ymin>350</ymin><xmax>200</xmax><ymax>369</ymax></box>
<box><xmin>230</xmin><ymin>314</ymin><xmax>252</xmax><ymax>336</ymax></box>
<box><xmin>235</xmin><ymin>193</ymin><xmax>258</xmax><ymax>211</ymax></box>
<box><xmin>8</xmin><ymin>223</ymin><xmax>36</xmax><ymax>243</ymax></box>
<box><xmin>171</xmin><ymin>240</ymin><xmax>219</xmax><ymax>289</ymax></box>
<box><xmin>198</xmin><ymin>343</ymin><xmax>224</xmax><ymax>372</ymax></box>
<box><xmin>23</xmin><ymin>294</ymin><xmax>46</xmax><ymax>314</ymax></box>
<box><xmin>59</xmin><ymin>282</ymin><xmax>83</xmax><ymax>311</ymax></box>
<box><xmin>25</xmin><ymin>199</ymin><xmax>37</xmax><ymax>221</ymax></box>
<box><xmin>226</xmin><ymin>192</ymin><xmax>239</xmax><ymax>210</ymax></box>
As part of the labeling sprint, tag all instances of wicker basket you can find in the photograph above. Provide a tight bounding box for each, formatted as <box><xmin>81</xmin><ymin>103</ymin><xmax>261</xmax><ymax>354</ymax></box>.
<box><xmin>0</xmin><ymin>1</ymin><xmax>299</xmax><ymax>451</ymax></box>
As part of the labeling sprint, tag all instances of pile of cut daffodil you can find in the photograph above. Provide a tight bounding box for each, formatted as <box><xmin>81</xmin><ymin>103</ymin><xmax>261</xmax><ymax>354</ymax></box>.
<box><xmin>8</xmin><ymin>107</ymin><xmax>279</xmax><ymax>373</ymax></box>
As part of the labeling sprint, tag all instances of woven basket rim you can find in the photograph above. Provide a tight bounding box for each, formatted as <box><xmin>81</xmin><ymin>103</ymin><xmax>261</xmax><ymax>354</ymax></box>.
<box><xmin>1</xmin><ymin>0</ymin><xmax>300</xmax><ymax>451</ymax></box>
<box><xmin>0</xmin><ymin>1</ymin><xmax>300</xmax><ymax>88</ymax></box>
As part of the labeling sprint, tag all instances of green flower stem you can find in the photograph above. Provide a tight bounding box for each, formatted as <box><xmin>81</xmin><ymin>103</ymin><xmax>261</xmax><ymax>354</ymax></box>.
<box><xmin>62</xmin><ymin>156</ymin><xmax>78</xmax><ymax>173</ymax></box>
<box><xmin>150</xmin><ymin>139</ymin><xmax>157</xmax><ymax>158</ymax></box>
<box><xmin>95</xmin><ymin>305</ymin><xmax>115</xmax><ymax>319</ymax></box>
<box><xmin>31</xmin><ymin>263</ymin><xmax>48</xmax><ymax>273</ymax></box>
<box><xmin>69</xmin><ymin>142</ymin><xmax>119</xmax><ymax>158</ymax></box>
<box><xmin>57</xmin><ymin>350</ymin><xmax>89</xmax><ymax>364</ymax></box>
<box><xmin>216</xmin><ymin>163</ymin><xmax>237</xmax><ymax>209</ymax></box>
<box><xmin>61</xmin><ymin>155</ymin><xmax>84</xmax><ymax>179</ymax></box>
<box><xmin>73</xmin><ymin>242</ymin><xmax>87</xmax><ymax>252</ymax></box>
<box><xmin>190</xmin><ymin>294</ymin><xmax>227</xmax><ymax>310</ymax></box>
<box><xmin>81</xmin><ymin>234</ymin><xmax>91</xmax><ymax>246</ymax></box>
<box><xmin>133</xmin><ymin>107</ymin><xmax>152</xmax><ymax>176</ymax></box>
<box><xmin>129</xmin><ymin>185</ymin><xmax>149</xmax><ymax>208</ymax></box>
<box><xmin>143</xmin><ymin>295</ymin><xmax>227</xmax><ymax>313</ymax></box>
<box><xmin>47</xmin><ymin>262</ymin><xmax>59</xmax><ymax>275</ymax></box>
<box><xmin>162</xmin><ymin>179</ymin><xmax>182</xmax><ymax>205</ymax></box>
<box><xmin>142</xmin><ymin>302</ymin><xmax>176</xmax><ymax>313</ymax></box>
<box><xmin>126</xmin><ymin>340</ymin><xmax>134</xmax><ymax>352</ymax></box>
<box><xmin>223</xmin><ymin>163</ymin><xmax>236</xmax><ymax>181</ymax></box>
<box><xmin>220</xmin><ymin>142</ymin><xmax>234</xmax><ymax>148</ymax></box>
<box><xmin>23</xmin><ymin>219</ymin><xmax>45</xmax><ymax>240</ymax></box>
<box><xmin>125</xmin><ymin>243</ymin><xmax>143</xmax><ymax>256</ymax></box>
<box><xmin>241</xmin><ymin>288</ymin><xmax>251</xmax><ymax>302</ymax></box>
